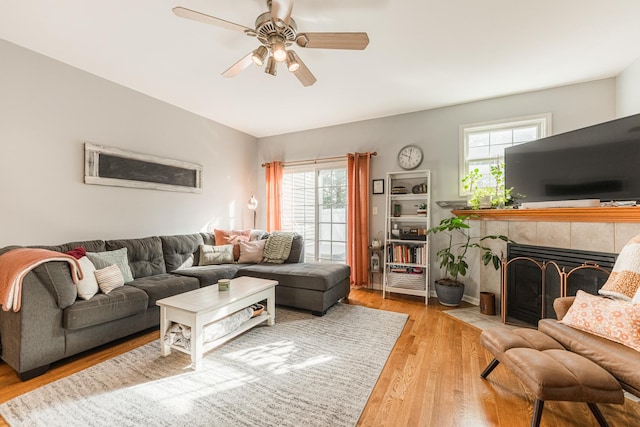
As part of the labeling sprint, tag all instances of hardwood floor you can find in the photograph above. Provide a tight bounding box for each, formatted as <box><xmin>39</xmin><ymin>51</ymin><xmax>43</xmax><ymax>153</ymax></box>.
<box><xmin>1</xmin><ymin>288</ymin><xmax>638</xmax><ymax>426</ymax></box>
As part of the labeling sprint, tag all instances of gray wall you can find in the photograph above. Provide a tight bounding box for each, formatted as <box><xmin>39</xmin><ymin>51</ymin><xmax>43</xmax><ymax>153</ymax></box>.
<box><xmin>258</xmin><ymin>78</ymin><xmax>617</xmax><ymax>294</ymax></box>
<box><xmin>617</xmin><ymin>56</ymin><xmax>640</xmax><ymax>117</ymax></box>
<box><xmin>0</xmin><ymin>39</ymin><xmax>259</xmax><ymax>246</ymax></box>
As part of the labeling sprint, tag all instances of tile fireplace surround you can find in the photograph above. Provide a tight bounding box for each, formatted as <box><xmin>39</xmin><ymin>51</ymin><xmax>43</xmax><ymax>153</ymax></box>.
<box><xmin>451</xmin><ymin>207</ymin><xmax>640</xmax><ymax>312</ymax></box>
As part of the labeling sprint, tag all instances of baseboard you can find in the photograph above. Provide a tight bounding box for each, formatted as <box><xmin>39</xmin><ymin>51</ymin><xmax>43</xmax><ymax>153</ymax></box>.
<box><xmin>462</xmin><ymin>295</ymin><xmax>479</xmax><ymax>306</ymax></box>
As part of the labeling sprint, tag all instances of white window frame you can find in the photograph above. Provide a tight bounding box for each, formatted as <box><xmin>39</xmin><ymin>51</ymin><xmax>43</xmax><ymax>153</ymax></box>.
<box><xmin>281</xmin><ymin>161</ymin><xmax>347</xmax><ymax>264</ymax></box>
<box><xmin>458</xmin><ymin>113</ymin><xmax>552</xmax><ymax>196</ymax></box>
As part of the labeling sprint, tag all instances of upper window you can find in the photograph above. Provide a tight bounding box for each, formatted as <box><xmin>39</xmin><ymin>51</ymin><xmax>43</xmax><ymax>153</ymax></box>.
<box><xmin>459</xmin><ymin>114</ymin><xmax>551</xmax><ymax>195</ymax></box>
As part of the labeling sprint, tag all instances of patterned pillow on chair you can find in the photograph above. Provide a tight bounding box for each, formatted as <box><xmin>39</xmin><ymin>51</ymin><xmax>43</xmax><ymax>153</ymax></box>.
<box><xmin>561</xmin><ymin>290</ymin><xmax>640</xmax><ymax>351</ymax></box>
<box><xmin>599</xmin><ymin>234</ymin><xmax>640</xmax><ymax>301</ymax></box>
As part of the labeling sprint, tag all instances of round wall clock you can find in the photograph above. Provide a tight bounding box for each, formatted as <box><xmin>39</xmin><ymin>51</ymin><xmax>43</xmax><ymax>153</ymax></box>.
<box><xmin>397</xmin><ymin>145</ymin><xmax>423</xmax><ymax>170</ymax></box>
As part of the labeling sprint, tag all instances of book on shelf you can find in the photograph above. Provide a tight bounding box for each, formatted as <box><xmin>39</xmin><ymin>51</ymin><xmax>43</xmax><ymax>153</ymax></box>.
<box><xmin>387</xmin><ymin>243</ymin><xmax>426</xmax><ymax>265</ymax></box>
<box><xmin>391</xmin><ymin>186</ymin><xmax>408</xmax><ymax>194</ymax></box>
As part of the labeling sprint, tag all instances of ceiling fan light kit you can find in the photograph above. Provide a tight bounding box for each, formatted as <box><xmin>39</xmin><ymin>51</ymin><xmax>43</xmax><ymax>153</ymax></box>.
<box><xmin>286</xmin><ymin>51</ymin><xmax>300</xmax><ymax>72</ymax></box>
<box><xmin>265</xmin><ymin>56</ymin><xmax>277</xmax><ymax>76</ymax></box>
<box><xmin>172</xmin><ymin>0</ymin><xmax>369</xmax><ymax>86</ymax></box>
<box><xmin>269</xmin><ymin>35</ymin><xmax>287</xmax><ymax>62</ymax></box>
<box><xmin>251</xmin><ymin>45</ymin><xmax>268</xmax><ymax>66</ymax></box>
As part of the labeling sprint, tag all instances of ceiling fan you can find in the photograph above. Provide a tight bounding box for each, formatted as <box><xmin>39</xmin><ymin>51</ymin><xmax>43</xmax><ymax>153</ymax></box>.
<box><xmin>172</xmin><ymin>0</ymin><xmax>369</xmax><ymax>87</ymax></box>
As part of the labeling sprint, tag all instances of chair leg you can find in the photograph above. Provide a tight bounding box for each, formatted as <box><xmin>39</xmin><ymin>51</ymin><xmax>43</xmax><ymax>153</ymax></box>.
<box><xmin>587</xmin><ymin>403</ymin><xmax>610</xmax><ymax>427</ymax></box>
<box><xmin>480</xmin><ymin>358</ymin><xmax>500</xmax><ymax>379</ymax></box>
<box><xmin>531</xmin><ymin>399</ymin><xmax>544</xmax><ymax>427</ymax></box>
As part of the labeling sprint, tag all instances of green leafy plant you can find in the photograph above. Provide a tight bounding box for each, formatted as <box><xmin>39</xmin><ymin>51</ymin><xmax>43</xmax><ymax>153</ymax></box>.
<box><xmin>489</xmin><ymin>163</ymin><xmax>512</xmax><ymax>208</ymax></box>
<box><xmin>461</xmin><ymin>167</ymin><xmax>482</xmax><ymax>194</ymax></box>
<box><xmin>462</xmin><ymin>163</ymin><xmax>514</xmax><ymax>209</ymax></box>
<box><xmin>428</xmin><ymin>215</ymin><xmax>513</xmax><ymax>285</ymax></box>
<box><xmin>415</xmin><ymin>202</ymin><xmax>428</xmax><ymax>209</ymax></box>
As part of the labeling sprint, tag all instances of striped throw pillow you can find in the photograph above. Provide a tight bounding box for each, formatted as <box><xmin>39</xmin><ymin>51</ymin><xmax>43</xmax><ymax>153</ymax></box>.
<box><xmin>94</xmin><ymin>264</ymin><xmax>125</xmax><ymax>294</ymax></box>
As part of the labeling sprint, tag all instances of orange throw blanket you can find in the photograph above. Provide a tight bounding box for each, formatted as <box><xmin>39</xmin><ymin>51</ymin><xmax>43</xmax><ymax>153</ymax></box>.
<box><xmin>0</xmin><ymin>248</ymin><xmax>83</xmax><ymax>312</ymax></box>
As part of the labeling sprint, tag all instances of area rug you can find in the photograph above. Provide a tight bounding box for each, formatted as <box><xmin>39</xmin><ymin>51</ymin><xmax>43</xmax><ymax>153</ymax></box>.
<box><xmin>0</xmin><ymin>303</ymin><xmax>408</xmax><ymax>427</ymax></box>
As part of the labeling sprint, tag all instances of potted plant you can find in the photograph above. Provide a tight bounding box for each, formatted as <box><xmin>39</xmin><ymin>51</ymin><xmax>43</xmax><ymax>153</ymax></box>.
<box><xmin>415</xmin><ymin>202</ymin><xmax>428</xmax><ymax>216</ymax></box>
<box><xmin>428</xmin><ymin>215</ymin><xmax>513</xmax><ymax>306</ymax></box>
<box><xmin>462</xmin><ymin>163</ymin><xmax>513</xmax><ymax>209</ymax></box>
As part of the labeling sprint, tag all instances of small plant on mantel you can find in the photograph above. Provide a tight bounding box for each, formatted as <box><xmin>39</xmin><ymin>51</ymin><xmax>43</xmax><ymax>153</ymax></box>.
<box><xmin>462</xmin><ymin>163</ymin><xmax>514</xmax><ymax>209</ymax></box>
<box><xmin>427</xmin><ymin>215</ymin><xmax>514</xmax><ymax>306</ymax></box>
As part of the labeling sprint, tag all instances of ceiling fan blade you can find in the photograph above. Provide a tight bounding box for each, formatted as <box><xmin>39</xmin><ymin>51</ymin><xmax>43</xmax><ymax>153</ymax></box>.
<box><xmin>172</xmin><ymin>6</ymin><xmax>254</xmax><ymax>34</ymax></box>
<box><xmin>222</xmin><ymin>53</ymin><xmax>255</xmax><ymax>78</ymax></box>
<box><xmin>291</xmin><ymin>53</ymin><xmax>317</xmax><ymax>87</ymax></box>
<box><xmin>296</xmin><ymin>32</ymin><xmax>369</xmax><ymax>50</ymax></box>
<box><xmin>270</xmin><ymin>0</ymin><xmax>294</xmax><ymax>27</ymax></box>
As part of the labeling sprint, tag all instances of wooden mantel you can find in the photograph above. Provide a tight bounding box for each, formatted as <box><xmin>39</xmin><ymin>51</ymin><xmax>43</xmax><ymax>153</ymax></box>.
<box><xmin>451</xmin><ymin>206</ymin><xmax>640</xmax><ymax>222</ymax></box>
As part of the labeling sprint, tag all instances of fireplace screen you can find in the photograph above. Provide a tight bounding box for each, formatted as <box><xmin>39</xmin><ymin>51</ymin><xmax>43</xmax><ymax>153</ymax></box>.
<box><xmin>502</xmin><ymin>244</ymin><xmax>616</xmax><ymax>327</ymax></box>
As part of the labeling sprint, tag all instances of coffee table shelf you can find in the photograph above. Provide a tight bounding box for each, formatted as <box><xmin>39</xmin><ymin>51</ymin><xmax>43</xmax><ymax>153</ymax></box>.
<box><xmin>157</xmin><ymin>276</ymin><xmax>278</xmax><ymax>369</ymax></box>
<box><xmin>168</xmin><ymin>312</ymin><xmax>272</xmax><ymax>357</ymax></box>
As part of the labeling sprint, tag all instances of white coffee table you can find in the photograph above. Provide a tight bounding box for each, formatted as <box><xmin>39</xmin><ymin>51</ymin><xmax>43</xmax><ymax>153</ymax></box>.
<box><xmin>157</xmin><ymin>276</ymin><xmax>277</xmax><ymax>369</ymax></box>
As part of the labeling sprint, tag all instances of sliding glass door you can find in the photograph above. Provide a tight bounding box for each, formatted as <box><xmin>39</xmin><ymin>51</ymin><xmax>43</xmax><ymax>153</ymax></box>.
<box><xmin>280</xmin><ymin>163</ymin><xmax>347</xmax><ymax>263</ymax></box>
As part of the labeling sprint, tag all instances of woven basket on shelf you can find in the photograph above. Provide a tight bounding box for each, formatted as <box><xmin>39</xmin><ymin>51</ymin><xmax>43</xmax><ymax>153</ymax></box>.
<box><xmin>251</xmin><ymin>303</ymin><xmax>265</xmax><ymax>317</ymax></box>
<box><xmin>387</xmin><ymin>272</ymin><xmax>425</xmax><ymax>290</ymax></box>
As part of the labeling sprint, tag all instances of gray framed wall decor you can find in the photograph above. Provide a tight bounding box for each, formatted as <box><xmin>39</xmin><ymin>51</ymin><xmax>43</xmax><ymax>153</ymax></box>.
<box><xmin>84</xmin><ymin>143</ymin><xmax>203</xmax><ymax>193</ymax></box>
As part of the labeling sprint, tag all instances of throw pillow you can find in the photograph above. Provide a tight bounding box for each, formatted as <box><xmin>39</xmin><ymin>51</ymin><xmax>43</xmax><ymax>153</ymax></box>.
<box><xmin>64</xmin><ymin>246</ymin><xmax>87</xmax><ymax>260</ymax></box>
<box><xmin>262</xmin><ymin>231</ymin><xmax>295</xmax><ymax>264</ymax></box>
<box><xmin>238</xmin><ymin>239</ymin><xmax>267</xmax><ymax>264</ymax></box>
<box><xmin>93</xmin><ymin>264</ymin><xmax>125</xmax><ymax>294</ymax></box>
<box><xmin>199</xmin><ymin>244</ymin><xmax>234</xmax><ymax>266</ymax></box>
<box><xmin>599</xmin><ymin>234</ymin><xmax>640</xmax><ymax>301</ymax></box>
<box><xmin>75</xmin><ymin>256</ymin><xmax>99</xmax><ymax>300</ymax></box>
<box><xmin>213</xmin><ymin>229</ymin><xmax>251</xmax><ymax>261</ymax></box>
<box><xmin>633</xmin><ymin>286</ymin><xmax>640</xmax><ymax>304</ymax></box>
<box><xmin>86</xmin><ymin>248</ymin><xmax>134</xmax><ymax>283</ymax></box>
<box><xmin>561</xmin><ymin>290</ymin><xmax>640</xmax><ymax>352</ymax></box>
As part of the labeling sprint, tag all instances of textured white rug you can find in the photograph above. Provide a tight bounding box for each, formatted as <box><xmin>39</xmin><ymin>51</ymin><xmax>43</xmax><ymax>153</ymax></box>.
<box><xmin>0</xmin><ymin>303</ymin><xmax>407</xmax><ymax>427</ymax></box>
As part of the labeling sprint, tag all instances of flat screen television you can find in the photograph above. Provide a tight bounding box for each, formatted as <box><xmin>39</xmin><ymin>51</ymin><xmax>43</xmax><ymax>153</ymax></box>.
<box><xmin>505</xmin><ymin>113</ymin><xmax>640</xmax><ymax>206</ymax></box>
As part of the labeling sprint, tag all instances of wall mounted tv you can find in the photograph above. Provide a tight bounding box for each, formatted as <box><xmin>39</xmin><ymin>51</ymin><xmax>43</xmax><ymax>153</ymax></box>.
<box><xmin>505</xmin><ymin>113</ymin><xmax>640</xmax><ymax>206</ymax></box>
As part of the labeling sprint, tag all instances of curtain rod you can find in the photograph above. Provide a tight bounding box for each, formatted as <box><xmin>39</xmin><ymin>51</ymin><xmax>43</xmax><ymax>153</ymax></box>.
<box><xmin>261</xmin><ymin>152</ymin><xmax>377</xmax><ymax>168</ymax></box>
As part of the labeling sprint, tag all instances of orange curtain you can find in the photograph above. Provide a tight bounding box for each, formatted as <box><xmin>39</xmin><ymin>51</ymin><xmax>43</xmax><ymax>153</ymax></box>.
<box><xmin>347</xmin><ymin>152</ymin><xmax>372</xmax><ymax>288</ymax></box>
<box><xmin>265</xmin><ymin>161</ymin><xmax>283</xmax><ymax>232</ymax></box>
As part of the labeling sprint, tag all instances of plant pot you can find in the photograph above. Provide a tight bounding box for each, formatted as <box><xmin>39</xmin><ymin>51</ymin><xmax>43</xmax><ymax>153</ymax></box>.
<box><xmin>416</xmin><ymin>209</ymin><xmax>427</xmax><ymax>216</ymax></box>
<box><xmin>434</xmin><ymin>279</ymin><xmax>465</xmax><ymax>307</ymax></box>
<box><xmin>479</xmin><ymin>195</ymin><xmax>492</xmax><ymax>209</ymax></box>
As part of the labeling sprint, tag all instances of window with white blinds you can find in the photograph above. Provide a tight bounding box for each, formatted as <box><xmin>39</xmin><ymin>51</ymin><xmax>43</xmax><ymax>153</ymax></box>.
<box><xmin>281</xmin><ymin>163</ymin><xmax>347</xmax><ymax>263</ymax></box>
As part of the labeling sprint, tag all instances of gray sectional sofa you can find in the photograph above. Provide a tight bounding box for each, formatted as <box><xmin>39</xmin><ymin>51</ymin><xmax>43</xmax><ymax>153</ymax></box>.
<box><xmin>0</xmin><ymin>232</ymin><xmax>351</xmax><ymax>380</ymax></box>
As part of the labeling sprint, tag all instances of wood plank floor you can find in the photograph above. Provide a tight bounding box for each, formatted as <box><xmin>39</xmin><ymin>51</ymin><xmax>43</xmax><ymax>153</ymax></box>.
<box><xmin>1</xmin><ymin>288</ymin><xmax>639</xmax><ymax>426</ymax></box>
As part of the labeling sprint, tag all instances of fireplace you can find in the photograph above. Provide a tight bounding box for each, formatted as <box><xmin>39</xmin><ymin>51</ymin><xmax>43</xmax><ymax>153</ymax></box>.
<box><xmin>502</xmin><ymin>244</ymin><xmax>617</xmax><ymax>327</ymax></box>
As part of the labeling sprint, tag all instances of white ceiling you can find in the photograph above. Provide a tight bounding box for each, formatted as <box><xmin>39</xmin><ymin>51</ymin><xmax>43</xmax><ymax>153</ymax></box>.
<box><xmin>2</xmin><ymin>1</ymin><xmax>640</xmax><ymax>138</ymax></box>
